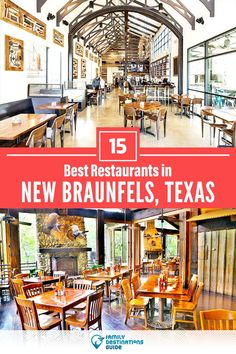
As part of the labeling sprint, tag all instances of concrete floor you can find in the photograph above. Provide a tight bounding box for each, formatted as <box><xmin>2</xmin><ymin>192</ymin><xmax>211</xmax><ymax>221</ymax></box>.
<box><xmin>63</xmin><ymin>89</ymin><xmax>213</xmax><ymax>148</ymax></box>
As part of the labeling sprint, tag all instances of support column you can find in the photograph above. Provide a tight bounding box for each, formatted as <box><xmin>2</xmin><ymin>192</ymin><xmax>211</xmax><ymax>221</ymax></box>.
<box><xmin>68</xmin><ymin>34</ymin><xmax>74</xmax><ymax>82</ymax></box>
<box><xmin>96</xmin><ymin>210</ymin><xmax>105</xmax><ymax>266</ymax></box>
<box><xmin>124</xmin><ymin>11</ymin><xmax>128</xmax><ymax>79</ymax></box>
<box><xmin>5</xmin><ymin>222</ymin><xmax>20</xmax><ymax>271</ymax></box>
<box><xmin>178</xmin><ymin>37</ymin><xmax>184</xmax><ymax>94</ymax></box>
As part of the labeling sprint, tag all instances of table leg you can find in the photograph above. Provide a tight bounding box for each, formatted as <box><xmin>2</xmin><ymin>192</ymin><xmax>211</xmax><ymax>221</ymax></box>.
<box><xmin>159</xmin><ymin>298</ymin><xmax>164</xmax><ymax>322</ymax></box>
<box><xmin>61</xmin><ymin>311</ymin><xmax>66</xmax><ymax>330</ymax></box>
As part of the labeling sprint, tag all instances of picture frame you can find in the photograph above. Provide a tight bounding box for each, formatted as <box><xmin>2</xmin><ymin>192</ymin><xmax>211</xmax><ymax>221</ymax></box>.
<box><xmin>75</xmin><ymin>42</ymin><xmax>83</xmax><ymax>57</ymax></box>
<box><xmin>5</xmin><ymin>35</ymin><xmax>24</xmax><ymax>71</ymax></box>
<box><xmin>73</xmin><ymin>58</ymin><xmax>78</xmax><ymax>79</ymax></box>
<box><xmin>81</xmin><ymin>59</ymin><xmax>86</xmax><ymax>78</ymax></box>
<box><xmin>53</xmin><ymin>29</ymin><xmax>64</xmax><ymax>47</ymax></box>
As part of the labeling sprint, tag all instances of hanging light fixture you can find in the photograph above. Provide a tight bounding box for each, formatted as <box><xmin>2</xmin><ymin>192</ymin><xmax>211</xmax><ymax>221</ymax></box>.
<box><xmin>89</xmin><ymin>1</ymin><xmax>94</xmax><ymax>9</ymax></box>
<box><xmin>159</xmin><ymin>3</ymin><xmax>167</xmax><ymax>15</ymax></box>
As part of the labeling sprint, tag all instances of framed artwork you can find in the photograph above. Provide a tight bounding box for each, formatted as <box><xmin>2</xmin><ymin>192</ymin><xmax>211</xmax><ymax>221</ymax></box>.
<box><xmin>85</xmin><ymin>49</ymin><xmax>88</xmax><ymax>58</ymax></box>
<box><xmin>75</xmin><ymin>42</ymin><xmax>83</xmax><ymax>57</ymax></box>
<box><xmin>81</xmin><ymin>59</ymin><xmax>86</xmax><ymax>78</ymax></box>
<box><xmin>89</xmin><ymin>53</ymin><xmax>93</xmax><ymax>61</ymax></box>
<box><xmin>73</xmin><ymin>58</ymin><xmax>78</xmax><ymax>79</ymax></box>
<box><xmin>53</xmin><ymin>29</ymin><xmax>64</xmax><ymax>47</ymax></box>
<box><xmin>26</xmin><ymin>43</ymin><xmax>46</xmax><ymax>80</ymax></box>
<box><xmin>5</xmin><ymin>35</ymin><xmax>24</xmax><ymax>71</ymax></box>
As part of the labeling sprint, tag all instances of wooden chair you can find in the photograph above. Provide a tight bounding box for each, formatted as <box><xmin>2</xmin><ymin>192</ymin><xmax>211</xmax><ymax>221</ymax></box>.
<box><xmin>201</xmin><ymin>107</ymin><xmax>227</xmax><ymax>145</ymax></box>
<box><xmin>15</xmin><ymin>297</ymin><xmax>62</xmax><ymax>330</ymax></box>
<box><xmin>11</xmin><ymin>279</ymin><xmax>25</xmax><ymax>298</ymax></box>
<box><xmin>171</xmin><ymin>94</ymin><xmax>179</xmax><ymax>112</ymax></box>
<box><xmin>137</xmin><ymin>94</ymin><xmax>147</xmax><ymax>102</ymax></box>
<box><xmin>72</xmin><ymin>279</ymin><xmax>93</xmax><ymax>312</ymax></box>
<box><xmin>121</xmin><ymin>278</ymin><xmax>149</xmax><ymax>328</ymax></box>
<box><xmin>218</xmin><ymin>121</ymin><xmax>236</xmax><ymax>147</ymax></box>
<box><xmin>47</xmin><ymin>114</ymin><xmax>65</xmax><ymax>148</ymax></box>
<box><xmin>200</xmin><ymin>309</ymin><xmax>236</xmax><ymax>330</ymax></box>
<box><xmin>83</xmin><ymin>269</ymin><xmax>105</xmax><ymax>292</ymax></box>
<box><xmin>110</xmin><ymin>274</ymin><xmax>124</xmax><ymax>302</ymax></box>
<box><xmin>65</xmin><ymin>290</ymin><xmax>104</xmax><ymax>330</ymax></box>
<box><xmin>64</xmin><ymin>104</ymin><xmax>78</xmax><ymax>136</ymax></box>
<box><xmin>124</xmin><ymin>106</ymin><xmax>142</xmax><ymax>128</ymax></box>
<box><xmin>178</xmin><ymin>97</ymin><xmax>191</xmax><ymax>118</ymax></box>
<box><xmin>119</xmin><ymin>96</ymin><xmax>126</xmax><ymax>114</ymax></box>
<box><xmin>26</xmin><ymin>123</ymin><xmax>47</xmax><ymax>147</ymax></box>
<box><xmin>191</xmin><ymin>98</ymin><xmax>203</xmax><ymax>117</ymax></box>
<box><xmin>172</xmin><ymin>282</ymin><xmax>204</xmax><ymax>330</ymax></box>
<box><xmin>22</xmin><ymin>282</ymin><xmax>44</xmax><ymax>298</ymax></box>
<box><xmin>147</xmin><ymin>107</ymin><xmax>167</xmax><ymax>140</ymax></box>
<box><xmin>15</xmin><ymin>273</ymin><xmax>29</xmax><ymax>280</ymax></box>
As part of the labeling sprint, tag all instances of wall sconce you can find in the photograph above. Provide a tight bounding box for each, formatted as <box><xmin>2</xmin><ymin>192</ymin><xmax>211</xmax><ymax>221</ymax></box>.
<box><xmin>62</xmin><ymin>20</ymin><xmax>69</xmax><ymax>26</ymax></box>
<box><xmin>89</xmin><ymin>1</ymin><xmax>94</xmax><ymax>9</ymax></box>
<box><xmin>47</xmin><ymin>13</ymin><xmax>55</xmax><ymax>21</ymax></box>
<box><xmin>196</xmin><ymin>17</ymin><xmax>204</xmax><ymax>25</ymax></box>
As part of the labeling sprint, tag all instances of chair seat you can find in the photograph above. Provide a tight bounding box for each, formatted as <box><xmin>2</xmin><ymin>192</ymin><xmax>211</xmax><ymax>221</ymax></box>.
<box><xmin>65</xmin><ymin>312</ymin><xmax>87</xmax><ymax>327</ymax></box>
<box><xmin>72</xmin><ymin>301</ymin><xmax>87</xmax><ymax>311</ymax></box>
<box><xmin>39</xmin><ymin>314</ymin><xmax>61</xmax><ymax>330</ymax></box>
<box><xmin>173</xmin><ymin>300</ymin><xmax>195</xmax><ymax>311</ymax></box>
<box><xmin>130</xmin><ymin>298</ymin><xmax>149</xmax><ymax>307</ymax></box>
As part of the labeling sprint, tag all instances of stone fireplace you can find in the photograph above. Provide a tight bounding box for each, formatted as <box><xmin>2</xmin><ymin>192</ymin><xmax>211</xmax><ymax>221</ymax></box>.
<box><xmin>36</xmin><ymin>214</ymin><xmax>91</xmax><ymax>274</ymax></box>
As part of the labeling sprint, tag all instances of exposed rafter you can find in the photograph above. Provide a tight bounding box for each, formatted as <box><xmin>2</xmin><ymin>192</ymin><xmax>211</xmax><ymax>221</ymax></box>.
<box><xmin>158</xmin><ymin>0</ymin><xmax>195</xmax><ymax>29</ymax></box>
<box><xmin>36</xmin><ymin>0</ymin><xmax>47</xmax><ymax>13</ymax></box>
<box><xmin>200</xmin><ymin>0</ymin><xmax>215</xmax><ymax>16</ymax></box>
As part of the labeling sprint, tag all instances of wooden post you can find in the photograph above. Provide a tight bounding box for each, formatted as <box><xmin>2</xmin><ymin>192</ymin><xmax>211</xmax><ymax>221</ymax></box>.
<box><xmin>96</xmin><ymin>210</ymin><xmax>105</xmax><ymax>266</ymax></box>
<box><xmin>5</xmin><ymin>222</ymin><xmax>21</xmax><ymax>271</ymax></box>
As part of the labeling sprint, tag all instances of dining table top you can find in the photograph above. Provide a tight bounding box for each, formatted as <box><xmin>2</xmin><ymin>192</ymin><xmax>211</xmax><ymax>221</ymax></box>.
<box><xmin>36</xmin><ymin>102</ymin><xmax>75</xmax><ymax>111</ymax></box>
<box><xmin>124</xmin><ymin>101</ymin><xmax>161</xmax><ymax>111</ymax></box>
<box><xmin>137</xmin><ymin>275</ymin><xmax>187</xmax><ymax>299</ymax></box>
<box><xmin>33</xmin><ymin>288</ymin><xmax>94</xmax><ymax>312</ymax></box>
<box><xmin>201</xmin><ymin>106</ymin><xmax>236</xmax><ymax>123</ymax></box>
<box><xmin>87</xmin><ymin>269</ymin><xmax>130</xmax><ymax>281</ymax></box>
<box><xmin>0</xmin><ymin>113</ymin><xmax>56</xmax><ymax>141</ymax></box>
<box><xmin>23</xmin><ymin>275</ymin><xmax>62</xmax><ymax>285</ymax></box>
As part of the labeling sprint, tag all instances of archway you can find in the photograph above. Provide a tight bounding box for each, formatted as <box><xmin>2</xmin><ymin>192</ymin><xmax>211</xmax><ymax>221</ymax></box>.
<box><xmin>68</xmin><ymin>5</ymin><xmax>183</xmax><ymax>93</ymax></box>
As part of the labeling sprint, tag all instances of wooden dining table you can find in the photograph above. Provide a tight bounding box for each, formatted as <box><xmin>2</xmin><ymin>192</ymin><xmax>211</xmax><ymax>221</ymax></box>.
<box><xmin>23</xmin><ymin>275</ymin><xmax>63</xmax><ymax>286</ymax></box>
<box><xmin>33</xmin><ymin>288</ymin><xmax>94</xmax><ymax>329</ymax></box>
<box><xmin>36</xmin><ymin>101</ymin><xmax>78</xmax><ymax>131</ymax></box>
<box><xmin>0</xmin><ymin>113</ymin><xmax>56</xmax><ymax>142</ymax></box>
<box><xmin>201</xmin><ymin>107</ymin><xmax>236</xmax><ymax>123</ymax></box>
<box><xmin>87</xmin><ymin>269</ymin><xmax>130</xmax><ymax>301</ymax></box>
<box><xmin>124</xmin><ymin>101</ymin><xmax>162</xmax><ymax>133</ymax></box>
<box><xmin>137</xmin><ymin>275</ymin><xmax>187</xmax><ymax>329</ymax></box>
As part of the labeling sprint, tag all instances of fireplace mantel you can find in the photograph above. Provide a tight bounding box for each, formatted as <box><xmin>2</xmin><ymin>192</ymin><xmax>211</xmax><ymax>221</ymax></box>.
<box><xmin>39</xmin><ymin>247</ymin><xmax>92</xmax><ymax>254</ymax></box>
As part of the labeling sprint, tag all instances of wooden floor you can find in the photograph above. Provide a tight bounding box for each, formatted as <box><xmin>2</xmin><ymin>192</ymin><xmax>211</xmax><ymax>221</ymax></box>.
<box><xmin>1</xmin><ymin>288</ymin><xmax>236</xmax><ymax>330</ymax></box>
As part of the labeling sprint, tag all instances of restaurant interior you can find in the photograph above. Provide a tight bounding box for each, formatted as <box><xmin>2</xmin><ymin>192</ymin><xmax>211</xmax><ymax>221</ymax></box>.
<box><xmin>0</xmin><ymin>0</ymin><xmax>236</xmax><ymax>148</ymax></box>
<box><xmin>1</xmin><ymin>207</ymin><xmax>236</xmax><ymax>330</ymax></box>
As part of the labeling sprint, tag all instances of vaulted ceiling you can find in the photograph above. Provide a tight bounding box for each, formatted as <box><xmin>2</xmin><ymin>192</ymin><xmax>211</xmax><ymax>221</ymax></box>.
<box><xmin>37</xmin><ymin>0</ymin><xmax>215</xmax><ymax>57</ymax></box>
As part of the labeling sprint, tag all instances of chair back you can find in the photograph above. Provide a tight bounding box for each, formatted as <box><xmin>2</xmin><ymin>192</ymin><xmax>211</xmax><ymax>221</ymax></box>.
<box><xmin>86</xmin><ymin>290</ymin><xmax>104</xmax><ymax>328</ymax></box>
<box><xmin>121</xmin><ymin>279</ymin><xmax>133</xmax><ymax>303</ymax></box>
<box><xmin>131</xmin><ymin>273</ymin><xmax>141</xmax><ymax>298</ymax></box>
<box><xmin>22</xmin><ymin>283</ymin><xmax>44</xmax><ymax>298</ymax></box>
<box><xmin>65</xmin><ymin>106</ymin><xmax>74</xmax><ymax>120</ymax></box>
<box><xmin>83</xmin><ymin>269</ymin><xmax>93</xmax><ymax>279</ymax></box>
<box><xmin>51</xmin><ymin>114</ymin><xmax>65</xmax><ymax>130</ymax></box>
<box><xmin>187</xmin><ymin>274</ymin><xmax>198</xmax><ymax>299</ymax></box>
<box><xmin>192</xmin><ymin>98</ymin><xmax>203</xmax><ymax>105</ymax></box>
<box><xmin>119</xmin><ymin>96</ymin><xmax>126</xmax><ymax>104</ymax></box>
<box><xmin>181</xmin><ymin>97</ymin><xmax>191</xmax><ymax>106</ymax></box>
<box><xmin>123</xmin><ymin>269</ymin><xmax>133</xmax><ymax>284</ymax></box>
<box><xmin>200</xmin><ymin>309</ymin><xmax>236</xmax><ymax>330</ymax></box>
<box><xmin>158</xmin><ymin>107</ymin><xmax>167</xmax><ymax>121</ymax></box>
<box><xmin>11</xmin><ymin>279</ymin><xmax>24</xmax><ymax>297</ymax></box>
<box><xmin>124</xmin><ymin>106</ymin><xmax>136</xmax><ymax>119</ymax></box>
<box><xmin>15</xmin><ymin>273</ymin><xmax>29</xmax><ymax>279</ymax></box>
<box><xmin>15</xmin><ymin>297</ymin><xmax>39</xmax><ymax>330</ymax></box>
<box><xmin>73</xmin><ymin>279</ymin><xmax>92</xmax><ymax>290</ymax></box>
<box><xmin>26</xmin><ymin>123</ymin><xmax>47</xmax><ymax>148</ymax></box>
<box><xmin>138</xmin><ymin>95</ymin><xmax>147</xmax><ymax>102</ymax></box>
<box><xmin>192</xmin><ymin>282</ymin><xmax>204</xmax><ymax>307</ymax></box>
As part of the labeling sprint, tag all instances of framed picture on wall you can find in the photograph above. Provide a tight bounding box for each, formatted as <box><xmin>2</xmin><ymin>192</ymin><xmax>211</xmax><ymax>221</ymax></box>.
<box><xmin>85</xmin><ymin>49</ymin><xmax>88</xmax><ymax>58</ymax></box>
<box><xmin>5</xmin><ymin>35</ymin><xmax>24</xmax><ymax>71</ymax></box>
<box><xmin>26</xmin><ymin>42</ymin><xmax>46</xmax><ymax>80</ymax></box>
<box><xmin>173</xmin><ymin>56</ymin><xmax>178</xmax><ymax>76</ymax></box>
<box><xmin>73</xmin><ymin>58</ymin><xmax>78</xmax><ymax>79</ymax></box>
<box><xmin>75</xmin><ymin>42</ymin><xmax>83</xmax><ymax>57</ymax></box>
<box><xmin>81</xmin><ymin>59</ymin><xmax>86</xmax><ymax>78</ymax></box>
<box><xmin>53</xmin><ymin>29</ymin><xmax>64</xmax><ymax>47</ymax></box>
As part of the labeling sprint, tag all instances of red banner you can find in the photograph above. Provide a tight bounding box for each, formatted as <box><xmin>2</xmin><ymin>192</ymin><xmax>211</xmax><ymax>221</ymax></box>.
<box><xmin>0</xmin><ymin>128</ymin><xmax>235</xmax><ymax>208</ymax></box>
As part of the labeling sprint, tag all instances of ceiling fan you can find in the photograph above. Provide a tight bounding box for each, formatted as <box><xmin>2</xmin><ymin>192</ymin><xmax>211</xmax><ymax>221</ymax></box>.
<box><xmin>0</xmin><ymin>210</ymin><xmax>32</xmax><ymax>226</ymax></box>
<box><xmin>157</xmin><ymin>209</ymin><xmax>181</xmax><ymax>224</ymax></box>
<box><xmin>121</xmin><ymin>209</ymin><xmax>146</xmax><ymax>232</ymax></box>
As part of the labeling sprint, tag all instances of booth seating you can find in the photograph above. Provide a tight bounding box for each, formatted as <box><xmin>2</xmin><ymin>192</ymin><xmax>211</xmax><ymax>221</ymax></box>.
<box><xmin>0</xmin><ymin>98</ymin><xmax>35</xmax><ymax>121</ymax></box>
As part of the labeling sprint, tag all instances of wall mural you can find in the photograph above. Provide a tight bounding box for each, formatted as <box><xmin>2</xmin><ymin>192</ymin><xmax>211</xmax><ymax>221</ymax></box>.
<box><xmin>26</xmin><ymin>43</ymin><xmax>46</xmax><ymax>81</ymax></box>
<box><xmin>81</xmin><ymin>58</ymin><xmax>86</xmax><ymax>78</ymax></box>
<box><xmin>5</xmin><ymin>35</ymin><xmax>24</xmax><ymax>71</ymax></box>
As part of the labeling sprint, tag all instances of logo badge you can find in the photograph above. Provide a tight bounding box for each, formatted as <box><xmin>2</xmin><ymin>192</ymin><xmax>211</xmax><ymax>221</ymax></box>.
<box><xmin>91</xmin><ymin>334</ymin><xmax>105</xmax><ymax>349</ymax></box>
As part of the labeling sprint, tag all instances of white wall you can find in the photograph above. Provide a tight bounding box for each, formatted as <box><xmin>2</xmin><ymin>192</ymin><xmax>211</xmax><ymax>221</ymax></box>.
<box><xmin>106</xmin><ymin>67</ymin><xmax>123</xmax><ymax>84</ymax></box>
<box><xmin>0</xmin><ymin>0</ymin><xmax>68</xmax><ymax>103</ymax></box>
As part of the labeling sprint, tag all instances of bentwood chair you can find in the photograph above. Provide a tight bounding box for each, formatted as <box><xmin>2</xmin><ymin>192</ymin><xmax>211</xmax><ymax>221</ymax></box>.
<box><xmin>65</xmin><ymin>290</ymin><xmax>104</xmax><ymax>330</ymax></box>
<box><xmin>72</xmin><ymin>279</ymin><xmax>93</xmax><ymax>312</ymax></box>
<box><xmin>124</xmin><ymin>106</ymin><xmax>142</xmax><ymax>128</ymax></box>
<box><xmin>121</xmin><ymin>278</ymin><xmax>149</xmax><ymax>328</ymax></box>
<box><xmin>147</xmin><ymin>107</ymin><xmax>167</xmax><ymax>140</ymax></box>
<box><xmin>172</xmin><ymin>282</ymin><xmax>204</xmax><ymax>330</ymax></box>
<box><xmin>200</xmin><ymin>309</ymin><xmax>236</xmax><ymax>330</ymax></box>
<box><xmin>15</xmin><ymin>297</ymin><xmax>62</xmax><ymax>330</ymax></box>
<box><xmin>119</xmin><ymin>96</ymin><xmax>126</xmax><ymax>114</ymax></box>
<box><xmin>47</xmin><ymin>114</ymin><xmax>65</xmax><ymax>148</ymax></box>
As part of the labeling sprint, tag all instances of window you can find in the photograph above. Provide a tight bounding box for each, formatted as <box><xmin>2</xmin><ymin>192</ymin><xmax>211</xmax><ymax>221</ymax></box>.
<box><xmin>153</xmin><ymin>28</ymin><xmax>170</xmax><ymax>57</ymax></box>
<box><xmin>19</xmin><ymin>213</ymin><xmax>37</xmax><ymax>264</ymax></box>
<box><xmin>187</xmin><ymin>27</ymin><xmax>236</xmax><ymax>108</ymax></box>
<box><xmin>105</xmin><ymin>224</ymin><xmax>128</xmax><ymax>266</ymax></box>
<box><xmin>165</xmin><ymin>235</ymin><xmax>177</xmax><ymax>258</ymax></box>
